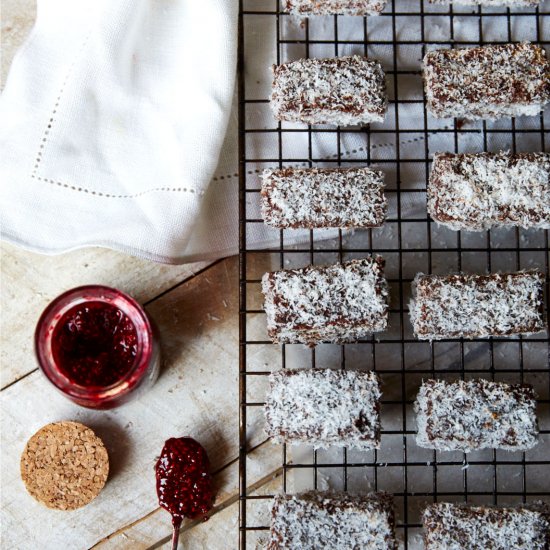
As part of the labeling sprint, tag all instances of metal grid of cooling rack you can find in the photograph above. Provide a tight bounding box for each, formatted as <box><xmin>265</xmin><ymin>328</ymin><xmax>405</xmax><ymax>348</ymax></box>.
<box><xmin>238</xmin><ymin>1</ymin><xmax>550</xmax><ymax>548</ymax></box>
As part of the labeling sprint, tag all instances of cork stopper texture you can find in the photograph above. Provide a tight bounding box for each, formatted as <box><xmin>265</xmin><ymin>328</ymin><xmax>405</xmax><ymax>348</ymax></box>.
<box><xmin>20</xmin><ymin>421</ymin><xmax>109</xmax><ymax>510</ymax></box>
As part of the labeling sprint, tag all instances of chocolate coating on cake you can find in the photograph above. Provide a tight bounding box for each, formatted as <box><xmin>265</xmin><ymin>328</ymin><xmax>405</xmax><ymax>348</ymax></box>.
<box><xmin>271</xmin><ymin>55</ymin><xmax>388</xmax><ymax>125</ymax></box>
<box><xmin>262</xmin><ymin>257</ymin><xmax>389</xmax><ymax>346</ymax></box>
<box><xmin>265</xmin><ymin>369</ymin><xmax>381</xmax><ymax>450</ymax></box>
<box><xmin>283</xmin><ymin>0</ymin><xmax>387</xmax><ymax>15</ymax></box>
<box><xmin>268</xmin><ymin>491</ymin><xmax>397</xmax><ymax>549</ymax></box>
<box><xmin>423</xmin><ymin>43</ymin><xmax>550</xmax><ymax>120</ymax></box>
<box><xmin>423</xmin><ymin>502</ymin><xmax>550</xmax><ymax>550</ymax></box>
<box><xmin>428</xmin><ymin>151</ymin><xmax>550</xmax><ymax>231</ymax></box>
<box><xmin>261</xmin><ymin>167</ymin><xmax>387</xmax><ymax>229</ymax></box>
<box><xmin>415</xmin><ymin>379</ymin><xmax>539</xmax><ymax>452</ymax></box>
<box><xmin>409</xmin><ymin>271</ymin><xmax>546</xmax><ymax>340</ymax></box>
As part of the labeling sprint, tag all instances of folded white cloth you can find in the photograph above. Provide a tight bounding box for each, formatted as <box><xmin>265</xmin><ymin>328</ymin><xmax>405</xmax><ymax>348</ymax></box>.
<box><xmin>0</xmin><ymin>0</ymin><xmax>239</xmax><ymax>263</ymax></box>
<box><xmin>2</xmin><ymin>1</ymin><xmax>546</xmax><ymax>264</ymax></box>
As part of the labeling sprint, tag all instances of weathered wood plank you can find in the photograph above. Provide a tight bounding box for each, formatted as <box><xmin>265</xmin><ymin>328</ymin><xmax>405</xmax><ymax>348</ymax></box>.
<box><xmin>0</xmin><ymin>0</ymin><xmax>36</xmax><ymax>87</ymax></box>
<box><xmin>0</xmin><ymin>2</ymin><xmax>215</xmax><ymax>387</ymax></box>
<box><xmin>150</xmin><ymin>475</ymin><xmax>282</xmax><ymax>550</ymax></box>
<box><xmin>93</xmin><ymin>441</ymin><xmax>282</xmax><ymax>549</ymax></box>
<box><xmin>1</xmin><ymin>6</ymin><xmax>279</xmax><ymax>550</ymax></box>
<box><xmin>0</xmin><ymin>258</ymin><xmax>252</xmax><ymax>549</ymax></box>
<box><xmin>0</xmin><ymin>241</ymin><xmax>212</xmax><ymax>387</ymax></box>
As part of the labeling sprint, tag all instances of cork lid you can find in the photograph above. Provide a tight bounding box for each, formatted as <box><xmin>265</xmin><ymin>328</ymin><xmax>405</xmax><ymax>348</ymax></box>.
<box><xmin>20</xmin><ymin>421</ymin><xmax>109</xmax><ymax>510</ymax></box>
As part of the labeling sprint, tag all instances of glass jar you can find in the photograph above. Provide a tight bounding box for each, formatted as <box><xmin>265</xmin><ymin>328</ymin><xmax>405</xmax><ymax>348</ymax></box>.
<box><xmin>35</xmin><ymin>285</ymin><xmax>160</xmax><ymax>409</ymax></box>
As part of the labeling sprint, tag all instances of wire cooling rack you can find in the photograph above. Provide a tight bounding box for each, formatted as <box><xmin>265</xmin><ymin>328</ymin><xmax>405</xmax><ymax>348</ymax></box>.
<box><xmin>238</xmin><ymin>1</ymin><xmax>550</xmax><ymax>548</ymax></box>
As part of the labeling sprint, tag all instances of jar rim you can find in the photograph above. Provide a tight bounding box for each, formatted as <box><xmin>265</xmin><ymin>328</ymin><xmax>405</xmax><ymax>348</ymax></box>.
<box><xmin>34</xmin><ymin>285</ymin><xmax>153</xmax><ymax>403</ymax></box>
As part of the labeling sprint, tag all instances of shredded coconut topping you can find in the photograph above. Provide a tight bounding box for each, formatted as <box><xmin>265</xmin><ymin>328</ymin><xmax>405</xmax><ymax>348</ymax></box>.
<box><xmin>423</xmin><ymin>502</ymin><xmax>550</xmax><ymax>550</ymax></box>
<box><xmin>267</xmin><ymin>491</ymin><xmax>397</xmax><ymax>550</ymax></box>
<box><xmin>409</xmin><ymin>271</ymin><xmax>546</xmax><ymax>340</ymax></box>
<box><xmin>414</xmin><ymin>379</ymin><xmax>539</xmax><ymax>452</ymax></box>
<box><xmin>423</xmin><ymin>42</ymin><xmax>550</xmax><ymax>120</ymax></box>
<box><xmin>271</xmin><ymin>55</ymin><xmax>388</xmax><ymax>125</ymax></box>
<box><xmin>428</xmin><ymin>151</ymin><xmax>550</xmax><ymax>231</ymax></box>
<box><xmin>261</xmin><ymin>167</ymin><xmax>387</xmax><ymax>229</ymax></box>
<box><xmin>282</xmin><ymin>0</ymin><xmax>387</xmax><ymax>15</ymax></box>
<box><xmin>265</xmin><ymin>369</ymin><xmax>381</xmax><ymax>450</ymax></box>
<box><xmin>262</xmin><ymin>257</ymin><xmax>389</xmax><ymax>346</ymax></box>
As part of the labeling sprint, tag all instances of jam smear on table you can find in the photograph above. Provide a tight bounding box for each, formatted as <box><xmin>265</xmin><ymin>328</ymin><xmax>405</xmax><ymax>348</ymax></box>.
<box><xmin>155</xmin><ymin>437</ymin><xmax>215</xmax><ymax>526</ymax></box>
<box><xmin>51</xmin><ymin>301</ymin><xmax>138</xmax><ymax>387</ymax></box>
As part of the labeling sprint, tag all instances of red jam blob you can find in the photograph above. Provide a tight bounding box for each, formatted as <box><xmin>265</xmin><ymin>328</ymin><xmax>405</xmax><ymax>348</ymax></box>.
<box><xmin>51</xmin><ymin>301</ymin><xmax>138</xmax><ymax>387</ymax></box>
<box><xmin>155</xmin><ymin>437</ymin><xmax>215</xmax><ymax>526</ymax></box>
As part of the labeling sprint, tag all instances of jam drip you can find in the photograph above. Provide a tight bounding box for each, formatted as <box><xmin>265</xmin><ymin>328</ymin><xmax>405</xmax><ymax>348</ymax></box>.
<box><xmin>155</xmin><ymin>437</ymin><xmax>215</xmax><ymax>526</ymax></box>
<box><xmin>51</xmin><ymin>301</ymin><xmax>138</xmax><ymax>387</ymax></box>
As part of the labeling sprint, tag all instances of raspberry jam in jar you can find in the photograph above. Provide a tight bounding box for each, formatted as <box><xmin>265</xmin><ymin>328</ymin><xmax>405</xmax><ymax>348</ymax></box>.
<box><xmin>35</xmin><ymin>286</ymin><xmax>159</xmax><ymax>409</ymax></box>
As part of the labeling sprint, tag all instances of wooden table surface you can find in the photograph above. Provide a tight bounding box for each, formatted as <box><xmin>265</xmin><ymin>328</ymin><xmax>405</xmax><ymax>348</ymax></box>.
<box><xmin>1</xmin><ymin>4</ymin><xmax>275</xmax><ymax>549</ymax></box>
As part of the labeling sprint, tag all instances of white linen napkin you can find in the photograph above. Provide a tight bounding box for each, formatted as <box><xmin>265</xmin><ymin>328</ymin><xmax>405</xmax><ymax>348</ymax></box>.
<box><xmin>0</xmin><ymin>0</ymin><xmax>239</xmax><ymax>264</ymax></box>
<box><xmin>2</xmin><ymin>1</ymin><xmax>547</xmax><ymax>264</ymax></box>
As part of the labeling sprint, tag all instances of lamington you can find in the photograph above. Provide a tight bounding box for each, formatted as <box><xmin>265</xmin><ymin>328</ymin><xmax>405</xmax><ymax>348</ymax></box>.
<box><xmin>260</xmin><ymin>167</ymin><xmax>387</xmax><ymax>229</ymax></box>
<box><xmin>282</xmin><ymin>0</ymin><xmax>387</xmax><ymax>15</ymax></box>
<box><xmin>262</xmin><ymin>257</ymin><xmax>389</xmax><ymax>346</ymax></box>
<box><xmin>423</xmin><ymin>43</ymin><xmax>550</xmax><ymax>120</ymax></box>
<box><xmin>428</xmin><ymin>152</ymin><xmax>550</xmax><ymax>231</ymax></box>
<box><xmin>268</xmin><ymin>491</ymin><xmax>397</xmax><ymax>550</ymax></box>
<box><xmin>271</xmin><ymin>55</ymin><xmax>388</xmax><ymax>125</ymax></box>
<box><xmin>423</xmin><ymin>502</ymin><xmax>550</xmax><ymax>550</ymax></box>
<box><xmin>409</xmin><ymin>271</ymin><xmax>546</xmax><ymax>341</ymax></box>
<box><xmin>414</xmin><ymin>379</ymin><xmax>539</xmax><ymax>452</ymax></box>
<box><xmin>265</xmin><ymin>369</ymin><xmax>381</xmax><ymax>449</ymax></box>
